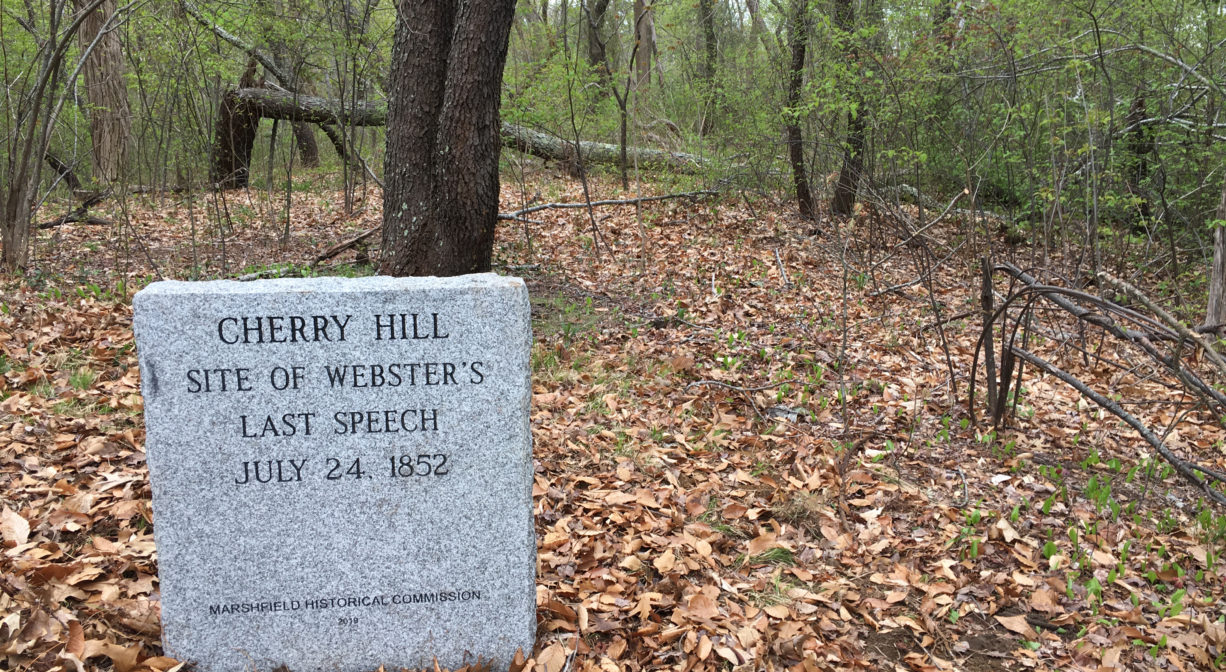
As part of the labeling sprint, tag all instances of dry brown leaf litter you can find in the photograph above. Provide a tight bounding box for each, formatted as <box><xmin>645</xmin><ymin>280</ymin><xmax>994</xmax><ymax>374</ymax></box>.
<box><xmin>1</xmin><ymin>178</ymin><xmax>1224</xmax><ymax>672</ymax></box>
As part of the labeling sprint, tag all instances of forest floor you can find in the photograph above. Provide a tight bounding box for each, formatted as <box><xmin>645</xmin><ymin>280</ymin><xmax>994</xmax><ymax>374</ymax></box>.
<box><xmin>2</xmin><ymin>174</ymin><xmax>1225</xmax><ymax>672</ymax></box>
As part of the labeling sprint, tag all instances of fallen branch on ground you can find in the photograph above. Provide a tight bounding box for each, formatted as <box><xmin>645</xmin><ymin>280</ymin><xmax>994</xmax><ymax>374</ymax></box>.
<box><xmin>38</xmin><ymin>208</ymin><xmax>112</xmax><ymax>229</ymax></box>
<box><xmin>1009</xmin><ymin>345</ymin><xmax>1226</xmax><ymax>506</ymax></box>
<box><xmin>313</xmin><ymin>226</ymin><xmax>380</xmax><ymax>266</ymax></box>
<box><xmin>498</xmin><ymin>190</ymin><xmax>718</xmax><ymax>219</ymax></box>
<box><xmin>1097</xmin><ymin>271</ymin><xmax>1226</xmax><ymax>378</ymax></box>
<box><xmin>313</xmin><ymin>190</ymin><xmax>721</xmax><ymax>266</ymax></box>
<box><xmin>978</xmin><ymin>263</ymin><xmax>1226</xmax><ymax>417</ymax></box>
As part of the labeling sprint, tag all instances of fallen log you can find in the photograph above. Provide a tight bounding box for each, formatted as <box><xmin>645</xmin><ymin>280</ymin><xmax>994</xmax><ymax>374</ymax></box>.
<box><xmin>500</xmin><ymin>122</ymin><xmax>708</xmax><ymax>174</ymax></box>
<box><xmin>227</xmin><ymin>88</ymin><xmax>709</xmax><ymax>174</ymax></box>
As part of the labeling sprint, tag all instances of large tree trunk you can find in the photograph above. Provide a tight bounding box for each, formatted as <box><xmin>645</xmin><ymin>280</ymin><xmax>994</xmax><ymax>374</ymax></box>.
<box><xmin>585</xmin><ymin>0</ymin><xmax>612</xmax><ymax>80</ymax></box>
<box><xmin>829</xmin><ymin>0</ymin><xmax>864</xmax><ymax>217</ymax></box>
<box><xmin>785</xmin><ymin>0</ymin><xmax>813</xmax><ymax>219</ymax></box>
<box><xmin>211</xmin><ymin>61</ymin><xmax>263</xmax><ymax>189</ymax></box>
<box><xmin>633</xmin><ymin>0</ymin><xmax>655</xmax><ymax>89</ymax></box>
<box><xmin>269</xmin><ymin>49</ymin><xmax>320</xmax><ymax>168</ymax></box>
<box><xmin>831</xmin><ymin>109</ymin><xmax>864</xmax><ymax>217</ymax></box>
<box><xmin>223</xmin><ymin>87</ymin><xmax>709</xmax><ymax>174</ymax></box>
<box><xmin>745</xmin><ymin>0</ymin><xmax>779</xmax><ymax>64</ymax></box>
<box><xmin>291</xmin><ymin>120</ymin><xmax>319</xmax><ymax>167</ymax></box>
<box><xmin>1206</xmin><ymin>176</ymin><xmax>1226</xmax><ymax>332</ymax></box>
<box><xmin>76</xmin><ymin>0</ymin><xmax>130</xmax><ymax>185</ymax></box>
<box><xmin>380</xmin><ymin>0</ymin><xmax>516</xmax><ymax>277</ymax></box>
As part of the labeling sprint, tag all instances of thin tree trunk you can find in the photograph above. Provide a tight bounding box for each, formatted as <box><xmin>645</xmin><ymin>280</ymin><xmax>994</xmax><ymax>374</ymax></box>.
<box><xmin>1124</xmin><ymin>92</ymin><xmax>1151</xmax><ymax>221</ymax></box>
<box><xmin>698</xmin><ymin>0</ymin><xmax>718</xmax><ymax>135</ymax></box>
<box><xmin>785</xmin><ymin>0</ymin><xmax>813</xmax><ymax>219</ymax></box>
<box><xmin>76</xmin><ymin>0</ymin><xmax>130</xmax><ymax>184</ymax></box>
<box><xmin>1206</xmin><ymin>176</ymin><xmax>1226</xmax><ymax>332</ymax></box>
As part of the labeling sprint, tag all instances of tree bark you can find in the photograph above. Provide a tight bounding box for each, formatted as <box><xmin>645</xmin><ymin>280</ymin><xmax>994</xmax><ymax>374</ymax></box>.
<box><xmin>745</xmin><ymin>0</ymin><xmax>779</xmax><ymax>63</ymax></box>
<box><xmin>785</xmin><ymin>0</ymin><xmax>814</xmax><ymax>219</ymax></box>
<box><xmin>698</xmin><ymin>0</ymin><xmax>718</xmax><ymax>135</ymax></box>
<box><xmin>380</xmin><ymin>0</ymin><xmax>516</xmax><ymax>277</ymax></box>
<box><xmin>290</xmin><ymin>120</ymin><xmax>319</xmax><ymax>166</ymax></box>
<box><xmin>831</xmin><ymin>108</ymin><xmax>865</xmax><ymax>217</ymax></box>
<box><xmin>211</xmin><ymin>61</ymin><xmax>263</xmax><ymax>189</ymax></box>
<box><xmin>76</xmin><ymin>0</ymin><xmax>130</xmax><ymax>184</ymax></box>
<box><xmin>1206</xmin><ymin>176</ymin><xmax>1226</xmax><ymax>332</ymax></box>
<box><xmin>829</xmin><ymin>0</ymin><xmax>864</xmax><ymax>217</ymax></box>
<box><xmin>633</xmin><ymin>0</ymin><xmax>655</xmax><ymax>89</ymax></box>
<box><xmin>585</xmin><ymin>0</ymin><xmax>612</xmax><ymax>80</ymax></box>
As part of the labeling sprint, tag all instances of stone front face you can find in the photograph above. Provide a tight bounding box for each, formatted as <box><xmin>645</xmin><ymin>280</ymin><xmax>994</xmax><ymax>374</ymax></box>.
<box><xmin>133</xmin><ymin>275</ymin><xmax>535</xmax><ymax>672</ymax></box>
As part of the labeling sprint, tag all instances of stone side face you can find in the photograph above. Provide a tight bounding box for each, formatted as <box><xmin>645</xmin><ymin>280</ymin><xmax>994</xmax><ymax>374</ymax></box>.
<box><xmin>133</xmin><ymin>275</ymin><xmax>535</xmax><ymax>672</ymax></box>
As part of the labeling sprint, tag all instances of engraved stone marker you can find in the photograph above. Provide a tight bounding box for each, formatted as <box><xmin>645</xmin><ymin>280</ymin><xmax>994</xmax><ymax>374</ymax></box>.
<box><xmin>133</xmin><ymin>275</ymin><xmax>535</xmax><ymax>672</ymax></box>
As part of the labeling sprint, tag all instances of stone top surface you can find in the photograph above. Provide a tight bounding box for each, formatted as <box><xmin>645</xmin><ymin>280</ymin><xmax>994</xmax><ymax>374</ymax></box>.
<box><xmin>133</xmin><ymin>274</ymin><xmax>535</xmax><ymax>672</ymax></box>
<box><xmin>135</xmin><ymin>273</ymin><xmax>521</xmax><ymax>296</ymax></box>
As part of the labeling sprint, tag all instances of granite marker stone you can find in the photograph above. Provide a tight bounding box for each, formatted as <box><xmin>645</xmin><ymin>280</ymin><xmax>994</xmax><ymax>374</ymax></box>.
<box><xmin>133</xmin><ymin>275</ymin><xmax>535</xmax><ymax>672</ymax></box>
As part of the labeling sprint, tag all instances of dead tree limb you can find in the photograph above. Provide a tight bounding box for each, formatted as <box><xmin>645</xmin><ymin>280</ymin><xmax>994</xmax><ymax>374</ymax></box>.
<box><xmin>44</xmin><ymin>152</ymin><xmax>83</xmax><ymax>192</ymax></box>
<box><xmin>498</xmin><ymin>190</ymin><xmax>718</xmax><ymax>219</ymax></box>
<box><xmin>38</xmin><ymin>208</ymin><xmax>112</xmax><ymax>228</ymax></box>
<box><xmin>1098</xmin><ymin>271</ymin><xmax>1226</xmax><ymax>378</ymax></box>
<box><xmin>313</xmin><ymin>225</ymin><xmax>379</xmax><ymax>266</ymax></box>
<box><xmin>1010</xmin><ymin>346</ymin><xmax>1226</xmax><ymax>506</ymax></box>
<box><xmin>225</xmin><ymin>88</ymin><xmax>711</xmax><ymax>174</ymax></box>
<box><xmin>990</xmin><ymin>262</ymin><xmax>1226</xmax><ymax>414</ymax></box>
<box><xmin>312</xmin><ymin>189</ymin><xmax>722</xmax><ymax>266</ymax></box>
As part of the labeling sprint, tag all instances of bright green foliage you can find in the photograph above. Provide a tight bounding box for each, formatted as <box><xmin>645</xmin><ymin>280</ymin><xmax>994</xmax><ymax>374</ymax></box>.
<box><xmin>1</xmin><ymin>0</ymin><xmax>1223</xmax><ymax>272</ymax></box>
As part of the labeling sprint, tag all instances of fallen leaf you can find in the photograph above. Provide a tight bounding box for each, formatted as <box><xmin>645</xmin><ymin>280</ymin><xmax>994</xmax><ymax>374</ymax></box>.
<box><xmin>1</xmin><ymin>507</ymin><xmax>30</xmax><ymax>546</ymax></box>
<box><xmin>995</xmin><ymin>614</ymin><xmax>1038</xmax><ymax>639</ymax></box>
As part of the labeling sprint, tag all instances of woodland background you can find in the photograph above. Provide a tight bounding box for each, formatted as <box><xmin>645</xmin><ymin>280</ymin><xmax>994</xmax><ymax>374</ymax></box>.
<box><xmin>3</xmin><ymin>1</ymin><xmax>1226</xmax><ymax>671</ymax></box>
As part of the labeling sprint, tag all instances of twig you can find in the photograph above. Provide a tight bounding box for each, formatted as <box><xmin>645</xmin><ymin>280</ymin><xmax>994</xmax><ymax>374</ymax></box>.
<box><xmin>1098</xmin><ymin>271</ymin><xmax>1226</xmax><ymax>378</ymax></box>
<box><xmin>685</xmin><ymin>379</ymin><xmax>771</xmax><ymax>422</ymax></box>
<box><xmin>313</xmin><ymin>225</ymin><xmax>380</xmax><ymax>265</ymax></box>
<box><xmin>868</xmin><ymin>278</ymin><xmax>921</xmax><ymax>298</ymax></box>
<box><xmin>354</xmin><ymin>151</ymin><xmax>384</xmax><ymax>190</ymax></box>
<box><xmin>922</xmin><ymin>310</ymin><xmax>975</xmax><ymax>333</ymax></box>
<box><xmin>774</xmin><ymin>248</ymin><xmax>791</xmax><ymax>288</ymax></box>
<box><xmin>498</xmin><ymin>190</ymin><xmax>718</xmax><ymax>219</ymax></box>
<box><xmin>685</xmin><ymin>379</ymin><xmax>791</xmax><ymax>393</ymax></box>
<box><xmin>310</xmin><ymin>191</ymin><xmax>717</xmax><ymax>266</ymax></box>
